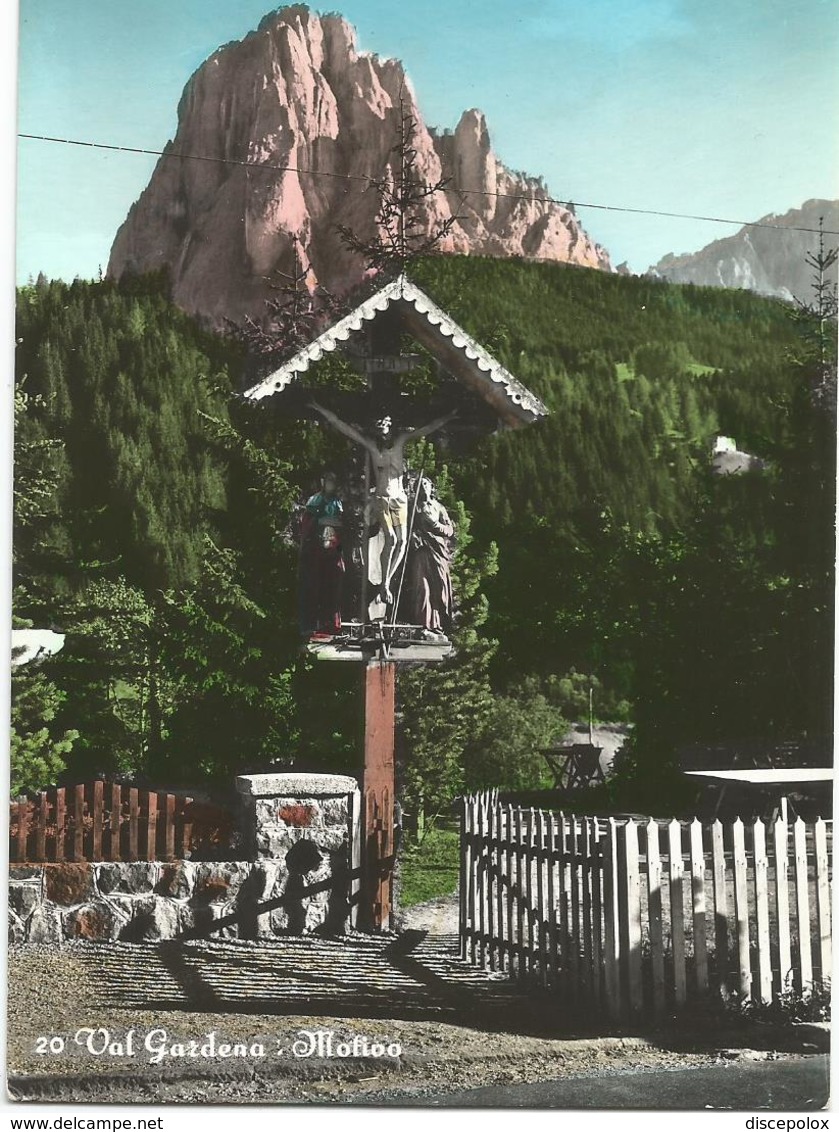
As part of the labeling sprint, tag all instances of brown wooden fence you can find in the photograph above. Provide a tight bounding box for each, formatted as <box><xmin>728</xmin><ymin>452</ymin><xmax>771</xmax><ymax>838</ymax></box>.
<box><xmin>9</xmin><ymin>781</ymin><xmax>236</xmax><ymax>863</ymax></box>
<box><xmin>460</xmin><ymin>792</ymin><xmax>832</xmax><ymax>1019</ymax></box>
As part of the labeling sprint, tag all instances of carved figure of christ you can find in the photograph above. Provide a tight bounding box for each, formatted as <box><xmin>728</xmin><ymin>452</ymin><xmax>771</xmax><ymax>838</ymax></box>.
<box><xmin>309</xmin><ymin>402</ymin><xmax>456</xmax><ymax>606</ymax></box>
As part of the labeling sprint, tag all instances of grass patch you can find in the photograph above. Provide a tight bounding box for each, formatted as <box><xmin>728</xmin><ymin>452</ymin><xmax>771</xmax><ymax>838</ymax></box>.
<box><xmin>399</xmin><ymin>825</ymin><xmax>460</xmax><ymax>907</ymax></box>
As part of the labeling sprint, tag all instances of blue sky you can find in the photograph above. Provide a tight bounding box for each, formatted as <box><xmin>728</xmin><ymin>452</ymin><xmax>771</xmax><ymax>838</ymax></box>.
<box><xmin>11</xmin><ymin>0</ymin><xmax>839</xmax><ymax>282</ymax></box>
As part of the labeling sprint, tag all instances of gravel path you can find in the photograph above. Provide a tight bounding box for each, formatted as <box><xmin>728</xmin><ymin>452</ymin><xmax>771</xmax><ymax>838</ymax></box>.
<box><xmin>6</xmin><ymin>895</ymin><xmax>825</xmax><ymax>1106</ymax></box>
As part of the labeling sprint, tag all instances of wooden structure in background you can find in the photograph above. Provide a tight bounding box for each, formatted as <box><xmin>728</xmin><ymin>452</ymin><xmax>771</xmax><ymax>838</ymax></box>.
<box><xmin>542</xmin><ymin>744</ymin><xmax>606</xmax><ymax>792</ymax></box>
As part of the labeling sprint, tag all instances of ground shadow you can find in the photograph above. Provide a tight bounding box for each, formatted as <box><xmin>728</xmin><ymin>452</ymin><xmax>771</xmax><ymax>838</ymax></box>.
<box><xmin>84</xmin><ymin>926</ymin><xmax>598</xmax><ymax>1037</ymax></box>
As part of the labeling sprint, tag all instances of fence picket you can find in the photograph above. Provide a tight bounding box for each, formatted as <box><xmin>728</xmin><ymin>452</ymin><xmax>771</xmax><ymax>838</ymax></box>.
<box><xmin>164</xmin><ymin>792</ymin><xmax>176</xmax><ymax>860</ymax></box>
<box><xmin>547</xmin><ymin>814</ymin><xmax>559</xmax><ymax>988</ymax></box>
<box><xmin>646</xmin><ymin>820</ymin><xmax>665</xmax><ymax>1018</ymax></box>
<box><xmin>581</xmin><ymin>819</ymin><xmax>593</xmax><ymax>998</ymax></box>
<box><xmin>92</xmin><ymin>780</ymin><xmax>104</xmax><ymax>860</ymax></box>
<box><xmin>129</xmin><ymin>788</ymin><xmax>139</xmax><ymax>860</ymax></box>
<box><xmin>556</xmin><ymin>813</ymin><xmax>567</xmax><ymax>1000</ymax></box>
<box><xmin>624</xmin><ymin>821</ymin><xmax>643</xmax><ymax>1015</ymax></box>
<box><xmin>668</xmin><ymin>820</ymin><xmax>686</xmax><ymax>1008</ymax></box>
<box><xmin>459</xmin><ymin>797</ymin><xmax>468</xmax><ymax>958</ymax></box>
<box><xmin>505</xmin><ymin>803</ymin><xmax>515</xmax><ymax>972</ymax></box>
<box><xmin>793</xmin><ymin>819</ymin><xmax>813</xmax><ymax>990</ymax></box>
<box><xmin>689</xmin><ymin>820</ymin><xmax>708</xmax><ymax>994</ymax></box>
<box><xmin>476</xmin><ymin>796</ymin><xmax>487</xmax><ymax>968</ymax></box>
<box><xmin>525</xmin><ymin>809</ymin><xmax>536</xmax><ymax>978</ymax></box>
<box><xmin>110</xmin><ymin>783</ymin><xmax>122</xmax><ymax>860</ymax></box>
<box><xmin>752</xmin><ymin>819</ymin><xmax>772</xmax><ymax>1004</ymax></box>
<box><xmin>732</xmin><ymin>818</ymin><xmax>751</xmax><ymax>999</ymax></box>
<box><xmin>16</xmin><ymin>798</ymin><xmax>29</xmax><ymax>862</ymax></box>
<box><xmin>466</xmin><ymin>796</ymin><xmax>477</xmax><ymax>962</ymax></box>
<box><xmin>590</xmin><ymin>820</ymin><xmax>603</xmax><ymax>1006</ymax></box>
<box><xmin>514</xmin><ymin>808</ymin><xmax>525</xmax><ymax>979</ymax></box>
<box><xmin>711</xmin><ymin>820</ymin><xmax>729</xmax><ymax>996</ymax></box>
<box><xmin>814</xmin><ymin>819</ymin><xmax>831</xmax><ymax>984</ymax></box>
<box><xmin>73</xmin><ymin>784</ymin><xmax>85</xmax><ymax>861</ymax></box>
<box><xmin>485</xmin><ymin>796</ymin><xmax>495</xmax><ymax>968</ymax></box>
<box><xmin>146</xmin><ymin>792</ymin><xmax>158</xmax><ymax>861</ymax></box>
<box><xmin>773</xmin><ymin>818</ymin><xmax>792</xmax><ymax>993</ymax></box>
<box><xmin>602</xmin><ymin>818</ymin><xmax>620</xmax><ymax>1018</ymax></box>
<box><xmin>495</xmin><ymin>803</ymin><xmax>505</xmax><ymax>972</ymax></box>
<box><xmin>536</xmin><ymin>810</ymin><xmax>548</xmax><ymax>985</ymax></box>
<box><xmin>486</xmin><ymin>795</ymin><xmax>496</xmax><ymax>967</ymax></box>
<box><xmin>36</xmin><ymin>791</ymin><xmax>47</xmax><ymax>861</ymax></box>
<box><xmin>569</xmin><ymin>815</ymin><xmax>580</xmax><ymax>999</ymax></box>
<box><xmin>55</xmin><ymin>788</ymin><xmax>65</xmax><ymax>862</ymax></box>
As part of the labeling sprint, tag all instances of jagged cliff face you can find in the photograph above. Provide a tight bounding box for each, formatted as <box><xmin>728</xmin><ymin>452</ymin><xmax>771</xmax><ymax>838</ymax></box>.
<box><xmin>108</xmin><ymin>6</ymin><xmax>611</xmax><ymax>324</ymax></box>
<box><xmin>648</xmin><ymin>199</ymin><xmax>839</xmax><ymax>302</ymax></box>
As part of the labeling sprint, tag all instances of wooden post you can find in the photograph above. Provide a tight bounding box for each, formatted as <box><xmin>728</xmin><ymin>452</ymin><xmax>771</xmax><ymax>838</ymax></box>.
<box><xmin>362</xmin><ymin>660</ymin><xmax>396</xmax><ymax>931</ymax></box>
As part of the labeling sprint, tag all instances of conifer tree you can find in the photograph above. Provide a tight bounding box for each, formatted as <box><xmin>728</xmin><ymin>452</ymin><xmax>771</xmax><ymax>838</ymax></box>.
<box><xmin>337</xmin><ymin>100</ymin><xmax>461</xmax><ymax>279</ymax></box>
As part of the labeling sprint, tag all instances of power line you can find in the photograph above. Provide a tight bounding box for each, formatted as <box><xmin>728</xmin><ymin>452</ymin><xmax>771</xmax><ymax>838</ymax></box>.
<box><xmin>18</xmin><ymin>131</ymin><xmax>839</xmax><ymax>237</ymax></box>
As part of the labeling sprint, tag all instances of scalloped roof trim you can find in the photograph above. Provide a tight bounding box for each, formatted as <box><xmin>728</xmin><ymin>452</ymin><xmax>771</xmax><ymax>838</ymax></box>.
<box><xmin>243</xmin><ymin>273</ymin><xmax>547</xmax><ymax>419</ymax></box>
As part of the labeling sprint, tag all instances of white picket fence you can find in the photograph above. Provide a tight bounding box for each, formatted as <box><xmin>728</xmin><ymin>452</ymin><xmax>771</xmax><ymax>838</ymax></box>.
<box><xmin>459</xmin><ymin>792</ymin><xmax>831</xmax><ymax>1019</ymax></box>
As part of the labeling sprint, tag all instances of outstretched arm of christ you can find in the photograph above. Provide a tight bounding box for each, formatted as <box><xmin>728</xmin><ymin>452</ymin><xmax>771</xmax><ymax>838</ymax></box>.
<box><xmin>401</xmin><ymin>409</ymin><xmax>458</xmax><ymax>442</ymax></box>
<box><xmin>309</xmin><ymin>401</ymin><xmax>376</xmax><ymax>453</ymax></box>
<box><xmin>393</xmin><ymin>409</ymin><xmax>459</xmax><ymax>458</ymax></box>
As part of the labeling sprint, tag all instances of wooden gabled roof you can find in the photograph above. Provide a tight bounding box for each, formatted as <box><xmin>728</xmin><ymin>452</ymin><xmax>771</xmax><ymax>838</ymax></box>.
<box><xmin>242</xmin><ymin>273</ymin><xmax>548</xmax><ymax>428</ymax></box>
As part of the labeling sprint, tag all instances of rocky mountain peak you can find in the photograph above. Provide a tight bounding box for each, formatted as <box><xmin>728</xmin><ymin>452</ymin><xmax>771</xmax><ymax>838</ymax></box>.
<box><xmin>648</xmin><ymin>199</ymin><xmax>839</xmax><ymax>301</ymax></box>
<box><xmin>108</xmin><ymin>6</ymin><xmax>611</xmax><ymax>325</ymax></box>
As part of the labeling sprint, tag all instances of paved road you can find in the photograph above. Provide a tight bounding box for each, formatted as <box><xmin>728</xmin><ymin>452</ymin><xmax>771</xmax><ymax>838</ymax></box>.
<box><xmin>364</xmin><ymin>1055</ymin><xmax>831</xmax><ymax>1109</ymax></box>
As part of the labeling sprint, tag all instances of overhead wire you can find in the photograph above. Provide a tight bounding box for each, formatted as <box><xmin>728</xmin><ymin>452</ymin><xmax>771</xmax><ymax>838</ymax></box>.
<box><xmin>18</xmin><ymin>132</ymin><xmax>839</xmax><ymax>238</ymax></box>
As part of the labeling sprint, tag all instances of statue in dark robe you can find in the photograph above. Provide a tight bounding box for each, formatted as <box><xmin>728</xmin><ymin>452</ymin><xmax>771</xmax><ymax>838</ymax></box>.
<box><xmin>403</xmin><ymin>477</ymin><xmax>454</xmax><ymax>637</ymax></box>
<box><xmin>298</xmin><ymin>472</ymin><xmax>345</xmax><ymax>637</ymax></box>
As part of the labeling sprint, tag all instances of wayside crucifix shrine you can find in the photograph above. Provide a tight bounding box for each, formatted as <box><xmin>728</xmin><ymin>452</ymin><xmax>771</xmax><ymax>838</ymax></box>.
<box><xmin>244</xmin><ymin>272</ymin><xmax>547</xmax><ymax>929</ymax></box>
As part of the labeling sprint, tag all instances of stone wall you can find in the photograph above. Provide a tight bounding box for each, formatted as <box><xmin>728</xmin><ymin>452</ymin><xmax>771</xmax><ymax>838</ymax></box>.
<box><xmin>9</xmin><ymin>774</ymin><xmax>361</xmax><ymax>944</ymax></box>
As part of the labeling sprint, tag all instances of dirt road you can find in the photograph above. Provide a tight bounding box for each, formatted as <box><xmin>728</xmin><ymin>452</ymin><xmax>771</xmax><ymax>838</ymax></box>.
<box><xmin>7</xmin><ymin>896</ymin><xmax>827</xmax><ymax>1106</ymax></box>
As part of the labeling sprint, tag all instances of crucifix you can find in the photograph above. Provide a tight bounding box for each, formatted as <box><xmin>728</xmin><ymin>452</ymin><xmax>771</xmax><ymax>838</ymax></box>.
<box><xmin>244</xmin><ymin>273</ymin><xmax>547</xmax><ymax>931</ymax></box>
<box><xmin>309</xmin><ymin>401</ymin><xmax>456</xmax><ymax>613</ymax></box>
